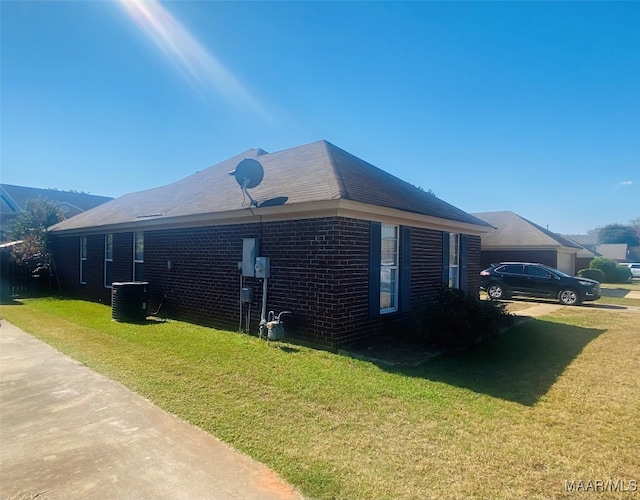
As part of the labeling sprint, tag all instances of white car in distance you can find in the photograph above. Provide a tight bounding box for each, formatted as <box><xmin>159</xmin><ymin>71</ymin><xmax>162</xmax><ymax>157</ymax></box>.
<box><xmin>624</xmin><ymin>263</ymin><xmax>640</xmax><ymax>279</ymax></box>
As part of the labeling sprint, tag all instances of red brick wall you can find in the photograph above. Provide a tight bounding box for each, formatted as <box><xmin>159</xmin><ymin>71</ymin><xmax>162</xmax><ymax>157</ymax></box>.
<box><xmin>50</xmin><ymin>217</ymin><xmax>482</xmax><ymax>347</ymax></box>
<box><xmin>467</xmin><ymin>234</ymin><xmax>482</xmax><ymax>294</ymax></box>
<box><xmin>50</xmin><ymin>235</ymin><xmax>80</xmax><ymax>295</ymax></box>
<box><xmin>141</xmin><ymin>217</ymin><xmax>374</xmax><ymax>346</ymax></box>
<box><xmin>51</xmin><ymin>233</ymin><xmax>135</xmax><ymax>304</ymax></box>
<box><xmin>113</xmin><ymin>232</ymin><xmax>134</xmax><ymax>284</ymax></box>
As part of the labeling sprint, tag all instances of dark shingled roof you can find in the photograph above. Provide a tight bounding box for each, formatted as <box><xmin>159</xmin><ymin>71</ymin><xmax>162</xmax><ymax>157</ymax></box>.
<box><xmin>1</xmin><ymin>184</ymin><xmax>112</xmax><ymax>216</ymax></box>
<box><xmin>472</xmin><ymin>211</ymin><xmax>582</xmax><ymax>249</ymax></box>
<box><xmin>564</xmin><ymin>233</ymin><xmax>599</xmax><ymax>246</ymax></box>
<box><xmin>50</xmin><ymin>141</ymin><xmax>491</xmax><ymax>232</ymax></box>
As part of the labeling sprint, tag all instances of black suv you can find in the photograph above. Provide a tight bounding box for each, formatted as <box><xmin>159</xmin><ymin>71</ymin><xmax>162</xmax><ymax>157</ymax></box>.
<box><xmin>480</xmin><ymin>262</ymin><xmax>601</xmax><ymax>305</ymax></box>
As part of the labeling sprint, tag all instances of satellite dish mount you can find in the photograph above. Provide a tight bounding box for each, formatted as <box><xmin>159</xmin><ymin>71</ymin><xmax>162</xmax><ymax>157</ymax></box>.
<box><xmin>229</xmin><ymin>159</ymin><xmax>264</xmax><ymax>208</ymax></box>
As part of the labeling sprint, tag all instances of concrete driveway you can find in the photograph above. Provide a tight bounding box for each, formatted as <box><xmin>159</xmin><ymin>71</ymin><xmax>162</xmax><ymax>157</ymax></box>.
<box><xmin>599</xmin><ymin>287</ymin><xmax>640</xmax><ymax>299</ymax></box>
<box><xmin>0</xmin><ymin>321</ymin><xmax>302</xmax><ymax>500</ymax></box>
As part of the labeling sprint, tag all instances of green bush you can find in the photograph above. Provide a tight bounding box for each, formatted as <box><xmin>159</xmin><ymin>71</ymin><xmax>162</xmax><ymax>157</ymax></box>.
<box><xmin>588</xmin><ymin>257</ymin><xmax>633</xmax><ymax>283</ymax></box>
<box><xmin>612</xmin><ymin>265</ymin><xmax>632</xmax><ymax>283</ymax></box>
<box><xmin>413</xmin><ymin>286</ymin><xmax>514</xmax><ymax>352</ymax></box>
<box><xmin>589</xmin><ymin>257</ymin><xmax>619</xmax><ymax>282</ymax></box>
<box><xmin>578</xmin><ymin>268</ymin><xmax>605</xmax><ymax>282</ymax></box>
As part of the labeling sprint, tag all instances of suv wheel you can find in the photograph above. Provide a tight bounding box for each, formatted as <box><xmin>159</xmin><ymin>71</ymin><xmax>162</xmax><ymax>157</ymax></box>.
<box><xmin>558</xmin><ymin>289</ymin><xmax>581</xmax><ymax>306</ymax></box>
<box><xmin>487</xmin><ymin>283</ymin><xmax>508</xmax><ymax>300</ymax></box>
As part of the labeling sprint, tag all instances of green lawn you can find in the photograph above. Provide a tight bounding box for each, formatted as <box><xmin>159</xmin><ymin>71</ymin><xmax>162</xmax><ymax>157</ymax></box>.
<box><xmin>600</xmin><ymin>280</ymin><xmax>640</xmax><ymax>292</ymax></box>
<box><xmin>596</xmin><ymin>295</ymin><xmax>640</xmax><ymax>307</ymax></box>
<box><xmin>598</xmin><ymin>281</ymin><xmax>640</xmax><ymax>307</ymax></box>
<box><xmin>2</xmin><ymin>298</ymin><xmax>639</xmax><ymax>499</ymax></box>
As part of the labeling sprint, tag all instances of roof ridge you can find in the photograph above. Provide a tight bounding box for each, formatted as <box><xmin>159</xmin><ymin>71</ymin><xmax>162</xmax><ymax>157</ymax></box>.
<box><xmin>321</xmin><ymin>140</ymin><xmax>348</xmax><ymax>199</ymax></box>
<box><xmin>1</xmin><ymin>183</ymin><xmax>111</xmax><ymax>195</ymax></box>
<box><xmin>0</xmin><ymin>185</ymin><xmax>21</xmax><ymax>211</ymax></box>
<box><xmin>517</xmin><ymin>213</ymin><xmax>581</xmax><ymax>249</ymax></box>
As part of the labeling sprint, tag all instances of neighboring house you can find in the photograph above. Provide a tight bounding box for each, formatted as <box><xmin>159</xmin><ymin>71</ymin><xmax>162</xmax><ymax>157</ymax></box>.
<box><xmin>471</xmin><ymin>211</ymin><xmax>582</xmax><ymax>275</ymax></box>
<box><xmin>565</xmin><ymin>233</ymin><xmax>599</xmax><ymax>252</ymax></box>
<box><xmin>594</xmin><ymin>243</ymin><xmax>628</xmax><ymax>262</ymax></box>
<box><xmin>48</xmin><ymin>140</ymin><xmax>492</xmax><ymax>348</ymax></box>
<box><xmin>565</xmin><ymin>234</ymin><xmax>630</xmax><ymax>263</ymax></box>
<box><xmin>574</xmin><ymin>244</ymin><xmax>599</xmax><ymax>272</ymax></box>
<box><xmin>1</xmin><ymin>184</ymin><xmax>113</xmax><ymax>240</ymax></box>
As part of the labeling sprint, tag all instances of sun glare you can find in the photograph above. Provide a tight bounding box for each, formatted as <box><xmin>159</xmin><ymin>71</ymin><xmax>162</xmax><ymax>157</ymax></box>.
<box><xmin>117</xmin><ymin>0</ymin><xmax>268</xmax><ymax>118</ymax></box>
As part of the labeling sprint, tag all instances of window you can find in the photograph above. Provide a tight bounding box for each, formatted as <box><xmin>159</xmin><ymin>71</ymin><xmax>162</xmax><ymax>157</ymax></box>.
<box><xmin>498</xmin><ymin>264</ymin><xmax>525</xmax><ymax>275</ymax></box>
<box><xmin>448</xmin><ymin>233</ymin><xmax>460</xmax><ymax>288</ymax></box>
<box><xmin>442</xmin><ymin>232</ymin><xmax>468</xmax><ymax>291</ymax></box>
<box><xmin>527</xmin><ymin>265</ymin><xmax>553</xmax><ymax>278</ymax></box>
<box><xmin>80</xmin><ymin>236</ymin><xmax>87</xmax><ymax>284</ymax></box>
<box><xmin>369</xmin><ymin>222</ymin><xmax>410</xmax><ymax>318</ymax></box>
<box><xmin>105</xmin><ymin>234</ymin><xmax>113</xmax><ymax>288</ymax></box>
<box><xmin>133</xmin><ymin>232</ymin><xmax>144</xmax><ymax>281</ymax></box>
<box><xmin>380</xmin><ymin>224</ymin><xmax>399</xmax><ymax>313</ymax></box>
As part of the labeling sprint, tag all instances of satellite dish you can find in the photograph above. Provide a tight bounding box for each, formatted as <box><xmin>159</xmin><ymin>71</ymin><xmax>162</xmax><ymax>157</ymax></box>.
<box><xmin>229</xmin><ymin>159</ymin><xmax>264</xmax><ymax>189</ymax></box>
<box><xmin>229</xmin><ymin>159</ymin><xmax>264</xmax><ymax>207</ymax></box>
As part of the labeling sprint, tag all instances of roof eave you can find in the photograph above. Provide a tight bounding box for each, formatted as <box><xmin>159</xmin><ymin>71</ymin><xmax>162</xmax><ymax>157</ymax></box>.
<box><xmin>48</xmin><ymin>199</ymin><xmax>492</xmax><ymax>236</ymax></box>
<box><xmin>481</xmin><ymin>244</ymin><xmax>579</xmax><ymax>252</ymax></box>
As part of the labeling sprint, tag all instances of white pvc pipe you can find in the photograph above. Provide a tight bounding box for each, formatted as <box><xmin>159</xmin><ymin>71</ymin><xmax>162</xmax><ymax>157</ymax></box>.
<box><xmin>261</xmin><ymin>277</ymin><xmax>268</xmax><ymax>322</ymax></box>
<box><xmin>239</xmin><ymin>274</ymin><xmax>243</xmax><ymax>331</ymax></box>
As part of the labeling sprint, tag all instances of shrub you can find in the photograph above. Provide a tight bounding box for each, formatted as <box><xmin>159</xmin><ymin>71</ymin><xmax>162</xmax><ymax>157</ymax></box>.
<box><xmin>413</xmin><ymin>285</ymin><xmax>514</xmax><ymax>352</ymax></box>
<box><xmin>578</xmin><ymin>268</ymin><xmax>605</xmax><ymax>282</ymax></box>
<box><xmin>589</xmin><ymin>257</ymin><xmax>619</xmax><ymax>282</ymax></box>
<box><xmin>588</xmin><ymin>257</ymin><xmax>633</xmax><ymax>283</ymax></box>
<box><xmin>612</xmin><ymin>265</ymin><xmax>632</xmax><ymax>284</ymax></box>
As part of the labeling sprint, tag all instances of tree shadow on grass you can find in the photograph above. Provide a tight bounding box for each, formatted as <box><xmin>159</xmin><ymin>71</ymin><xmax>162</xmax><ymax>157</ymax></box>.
<box><xmin>388</xmin><ymin>319</ymin><xmax>605</xmax><ymax>406</ymax></box>
<box><xmin>581</xmin><ymin>302</ymin><xmax>628</xmax><ymax>310</ymax></box>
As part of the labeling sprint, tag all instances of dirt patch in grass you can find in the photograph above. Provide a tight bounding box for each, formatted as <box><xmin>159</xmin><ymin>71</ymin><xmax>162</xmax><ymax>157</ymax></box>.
<box><xmin>503</xmin><ymin>300</ymin><xmax>542</xmax><ymax>313</ymax></box>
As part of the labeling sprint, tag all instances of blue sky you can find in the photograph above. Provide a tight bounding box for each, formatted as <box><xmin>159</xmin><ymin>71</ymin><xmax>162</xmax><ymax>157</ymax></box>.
<box><xmin>2</xmin><ymin>1</ymin><xmax>638</xmax><ymax>235</ymax></box>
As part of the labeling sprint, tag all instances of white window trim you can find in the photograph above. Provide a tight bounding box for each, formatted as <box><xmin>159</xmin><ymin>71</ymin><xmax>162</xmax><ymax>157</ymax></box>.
<box><xmin>133</xmin><ymin>232</ymin><xmax>143</xmax><ymax>281</ymax></box>
<box><xmin>104</xmin><ymin>234</ymin><xmax>113</xmax><ymax>288</ymax></box>
<box><xmin>449</xmin><ymin>233</ymin><xmax>460</xmax><ymax>289</ymax></box>
<box><xmin>80</xmin><ymin>236</ymin><xmax>87</xmax><ymax>284</ymax></box>
<box><xmin>380</xmin><ymin>224</ymin><xmax>399</xmax><ymax>314</ymax></box>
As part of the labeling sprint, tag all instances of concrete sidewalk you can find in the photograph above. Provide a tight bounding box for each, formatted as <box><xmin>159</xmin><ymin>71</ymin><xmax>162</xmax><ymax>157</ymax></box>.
<box><xmin>0</xmin><ymin>320</ymin><xmax>302</xmax><ymax>500</ymax></box>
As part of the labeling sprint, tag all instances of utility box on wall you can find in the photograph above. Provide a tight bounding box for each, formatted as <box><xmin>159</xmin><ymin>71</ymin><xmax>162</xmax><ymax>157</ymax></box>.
<box><xmin>255</xmin><ymin>256</ymin><xmax>270</xmax><ymax>278</ymax></box>
<box><xmin>240</xmin><ymin>287</ymin><xmax>253</xmax><ymax>303</ymax></box>
<box><xmin>242</xmin><ymin>238</ymin><xmax>259</xmax><ymax>277</ymax></box>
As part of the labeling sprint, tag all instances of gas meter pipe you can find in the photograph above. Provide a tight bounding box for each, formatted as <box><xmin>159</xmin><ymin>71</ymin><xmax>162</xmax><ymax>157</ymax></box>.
<box><xmin>239</xmin><ymin>272</ymin><xmax>243</xmax><ymax>331</ymax></box>
<box><xmin>259</xmin><ymin>277</ymin><xmax>268</xmax><ymax>338</ymax></box>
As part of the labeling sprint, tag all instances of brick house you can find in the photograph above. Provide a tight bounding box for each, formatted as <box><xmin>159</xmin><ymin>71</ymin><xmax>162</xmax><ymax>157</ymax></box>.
<box><xmin>472</xmin><ymin>211</ymin><xmax>583</xmax><ymax>275</ymax></box>
<box><xmin>574</xmin><ymin>245</ymin><xmax>598</xmax><ymax>273</ymax></box>
<box><xmin>48</xmin><ymin>141</ymin><xmax>491</xmax><ymax>348</ymax></box>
